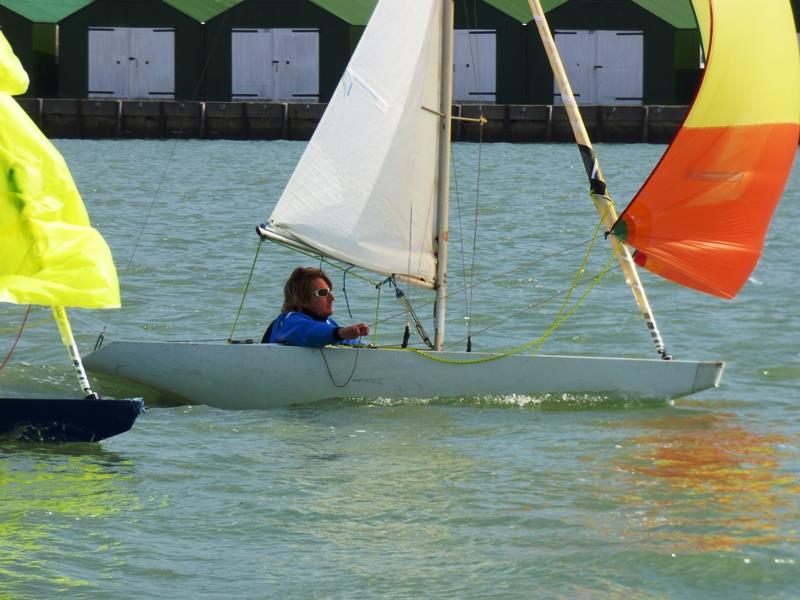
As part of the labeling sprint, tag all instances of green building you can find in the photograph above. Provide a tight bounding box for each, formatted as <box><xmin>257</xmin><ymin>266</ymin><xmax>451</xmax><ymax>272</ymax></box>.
<box><xmin>0</xmin><ymin>0</ymin><xmax>92</xmax><ymax>97</ymax></box>
<box><xmin>2</xmin><ymin>0</ymin><xmax>797</xmax><ymax>104</ymax></box>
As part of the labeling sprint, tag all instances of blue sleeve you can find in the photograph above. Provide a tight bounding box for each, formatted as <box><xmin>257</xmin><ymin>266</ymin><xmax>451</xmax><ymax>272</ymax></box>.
<box><xmin>269</xmin><ymin>312</ymin><xmax>340</xmax><ymax>348</ymax></box>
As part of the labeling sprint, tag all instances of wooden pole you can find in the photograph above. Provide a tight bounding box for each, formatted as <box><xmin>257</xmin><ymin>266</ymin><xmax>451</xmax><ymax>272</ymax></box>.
<box><xmin>527</xmin><ymin>0</ymin><xmax>670</xmax><ymax>359</ymax></box>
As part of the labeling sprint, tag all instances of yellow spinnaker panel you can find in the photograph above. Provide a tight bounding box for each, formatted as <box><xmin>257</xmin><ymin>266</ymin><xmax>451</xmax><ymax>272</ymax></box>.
<box><xmin>687</xmin><ymin>0</ymin><xmax>799</xmax><ymax>127</ymax></box>
<box><xmin>0</xmin><ymin>32</ymin><xmax>120</xmax><ymax>308</ymax></box>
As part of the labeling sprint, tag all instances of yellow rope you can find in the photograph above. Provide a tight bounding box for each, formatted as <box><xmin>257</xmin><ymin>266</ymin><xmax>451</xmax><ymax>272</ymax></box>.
<box><xmin>409</xmin><ymin>254</ymin><xmax>613</xmax><ymax>365</ymax></box>
<box><xmin>540</xmin><ymin>203</ymin><xmax>606</xmax><ymax>347</ymax></box>
<box><xmin>408</xmin><ymin>216</ymin><xmax>613</xmax><ymax>366</ymax></box>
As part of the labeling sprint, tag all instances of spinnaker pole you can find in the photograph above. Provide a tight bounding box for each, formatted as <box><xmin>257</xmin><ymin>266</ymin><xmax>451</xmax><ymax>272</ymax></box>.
<box><xmin>52</xmin><ymin>305</ymin><xmax>99</xmax><ymax>398</ymax></box>
<box><xmin>433</xmin><ymin>0</ymin><xmax>455</xmax><ymax>351</ymax></box>
<box><xmin>527</xmin><ymin>0</ymin><xmax>670</xmax><ymax>359</ymax></box>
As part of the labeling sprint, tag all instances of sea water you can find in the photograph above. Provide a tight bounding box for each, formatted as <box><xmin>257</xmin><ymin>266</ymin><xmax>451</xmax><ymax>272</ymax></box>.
<box><xmin>0</xmin><ymin>140</ymin><xmax>798</xmax><ymax>598</ymax></box>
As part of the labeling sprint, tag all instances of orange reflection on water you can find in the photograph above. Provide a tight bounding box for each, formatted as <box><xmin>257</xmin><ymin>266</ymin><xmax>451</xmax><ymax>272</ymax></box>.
<box><xmin>615</xmin><ymin>411</ymin><xmax>799</xmax><ymax>552</ymax></box>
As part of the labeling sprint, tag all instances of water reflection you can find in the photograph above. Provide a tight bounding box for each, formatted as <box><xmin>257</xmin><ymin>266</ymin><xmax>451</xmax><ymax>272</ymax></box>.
<box><xmin>0</xmin><ymin>444</ymin><xmax>139</xmax><ymax>593</ymax></box>
<box><xmin>615</xmin><ymin>410</ymin><xmax>798</xmax><ymax>552</ymax></box>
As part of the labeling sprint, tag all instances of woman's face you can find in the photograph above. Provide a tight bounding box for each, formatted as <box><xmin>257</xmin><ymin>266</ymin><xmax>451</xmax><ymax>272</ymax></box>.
<box><xmin>303</xmin><ymin>276</ymin><xmax>334</xmax><ymax>319</ymax></box>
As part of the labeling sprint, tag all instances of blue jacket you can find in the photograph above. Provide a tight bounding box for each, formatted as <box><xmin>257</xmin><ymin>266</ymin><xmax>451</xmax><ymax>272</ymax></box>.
<box><xmin>261</xmin><ymin>311</ymin><xmax>356</xmax><ymax>348</ymax></box>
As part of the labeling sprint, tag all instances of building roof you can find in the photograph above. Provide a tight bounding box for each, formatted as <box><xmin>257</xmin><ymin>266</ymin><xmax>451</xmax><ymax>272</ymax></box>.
<box><xmin>484</xmin><ymin>0</ymin><xmax>567</xmax><ymax>24</ymax></box>
<box><xmin>163</xmin><ymin>0</ymin><xmax>244</xmax><ymax>22</ymax></box>
<box><xmin>630</xmin><ymin>0</ymin><xmax>699</xmax><ymax>29</ymax></box>
<box><xmin>310</xmin><ymin>0</ymin><xmax>376</xmax><ymax>25</ymax></box>
<box><xmin>0</xmin><ymin>0</ymin><xmax>93</xmax><ymax>22</ymax></box>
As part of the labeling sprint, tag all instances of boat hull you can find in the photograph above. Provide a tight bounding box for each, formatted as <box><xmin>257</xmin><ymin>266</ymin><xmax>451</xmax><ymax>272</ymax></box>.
<box><xmin>84</xmin><ymin>342</ymin><xmax>724</xmax><ymax>410</ymax></box>
<box><xmin>0</xmin><ymin>397</ymin><xmax>144</xmax><ymax>442</ymax></box>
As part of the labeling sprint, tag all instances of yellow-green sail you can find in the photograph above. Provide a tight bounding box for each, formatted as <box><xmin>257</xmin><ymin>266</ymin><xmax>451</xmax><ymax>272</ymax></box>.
<box><xmin>0</xmin><ymin>32</ymin><xmax>120</xmax><ymax>309</ymax></box>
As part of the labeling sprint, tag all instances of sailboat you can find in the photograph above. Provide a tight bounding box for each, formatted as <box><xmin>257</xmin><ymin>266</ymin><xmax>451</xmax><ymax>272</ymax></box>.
<box><xmin>84</xmin><ymin>0</ymin><xmax>799</xmax><ymax>410</ymax></box>
<box><xmin>0</xmin><ymin>32</ymin><xmax>143</xmax><ymax>441</ymax></box>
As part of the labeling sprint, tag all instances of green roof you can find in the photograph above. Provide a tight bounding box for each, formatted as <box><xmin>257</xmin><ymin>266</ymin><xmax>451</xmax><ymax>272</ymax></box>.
<box><xmin>631</xmin><ymin>0</ymin><xmax>698</xmax><ymax>29</ymax></box>
<box><xmin>0</xmin><ymin>0</ymin><xmax>93</xmax><ymax>23</ymax></box>
<box><xmin>163</xmin><ymin>0</ymin><xmax>244</xmax><ymax>22</ymax></box>
<box><xmin>310</xmin><ymin>0</ymin><xmax>376</xmax><ymax>26</ymax></box>
<box><xmin>483</xmin><ymin>0</ymin><xmax>567</xmax><ymax>24</ymax></box>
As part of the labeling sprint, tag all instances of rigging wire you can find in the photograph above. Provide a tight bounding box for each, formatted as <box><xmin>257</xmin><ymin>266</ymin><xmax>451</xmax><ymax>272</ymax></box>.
<box><xmin>228</xmin><ymin>239</ymin><xmax>264</xmax><ymax>341</ymax></box>
<box><xmin>449</xmin><ymin>125</ymin><xmax>485</xmax><ymax>351</ymax></box>
<box><xmin>0</xmin><ymin>305</ymin><xmax>30</xmax><ymax>372</ymax></box>
<box><xmin>466</xmin><ymin>118</ymin><xmax>484</xmax><ymax>350</ymax></box>
<box><xmin>450</xmin><ymin>135</ymin><xmax>472</xmax><ymax>340</ymax></box>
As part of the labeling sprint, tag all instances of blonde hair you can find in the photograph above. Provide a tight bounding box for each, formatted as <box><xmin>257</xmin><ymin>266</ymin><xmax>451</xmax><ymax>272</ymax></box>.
<box><xmin>282</xmin><ymin>267</ymin><xmax>332</xmax><ymax>313</ymax></box>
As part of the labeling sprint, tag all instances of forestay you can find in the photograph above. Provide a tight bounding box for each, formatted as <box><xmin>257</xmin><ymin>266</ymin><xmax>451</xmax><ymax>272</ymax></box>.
<box><xmin>266</xmin><ymin>0</ymin><xmax>443</xmax><ymax>287</ymax></box>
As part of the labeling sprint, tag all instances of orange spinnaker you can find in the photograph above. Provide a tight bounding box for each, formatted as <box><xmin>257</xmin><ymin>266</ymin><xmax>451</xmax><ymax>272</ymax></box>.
<box><xmin>614</xmin><ymin>0</ymin><xmax>800</xmax><ymax>299</ymax></box>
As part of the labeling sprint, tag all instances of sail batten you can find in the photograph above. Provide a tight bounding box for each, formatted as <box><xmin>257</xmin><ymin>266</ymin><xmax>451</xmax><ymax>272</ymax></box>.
<box><xmin>268</xmin><ymin>0</ymin><xmax>443</xmax><ymax>287</ymax></box>
<box><xmin>613</xmin><ymin>0</ymin><xmax>799</xmax><ymax>299</ymax></box>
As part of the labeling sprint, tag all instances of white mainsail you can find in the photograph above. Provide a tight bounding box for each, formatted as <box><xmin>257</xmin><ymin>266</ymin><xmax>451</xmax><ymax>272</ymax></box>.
<box><xmin>266</xmin><ymin>0</ymin><xmax>443</xmax><ymax>286</ymax></box>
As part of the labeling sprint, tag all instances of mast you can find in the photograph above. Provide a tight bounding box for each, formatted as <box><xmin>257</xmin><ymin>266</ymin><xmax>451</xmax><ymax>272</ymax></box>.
<box><xmin>433</xmin><ymin>0</ymin><xmax>455</xmax><ymax>351</ymax></box>
<box><xmin>527</xmin><ymin>0</ymin><xmax>670</xmax><ymax>359</ymax></box>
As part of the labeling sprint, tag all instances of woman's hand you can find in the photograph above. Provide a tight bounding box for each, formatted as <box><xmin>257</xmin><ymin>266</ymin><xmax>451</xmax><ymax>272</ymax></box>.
<box><xmin>340</xmin><ymin>323</ymin><xmax>370</xmax><ymax>340</ymax></box>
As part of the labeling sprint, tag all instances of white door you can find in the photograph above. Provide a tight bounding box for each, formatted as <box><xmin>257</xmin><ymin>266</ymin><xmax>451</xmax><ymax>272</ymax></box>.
<box><xmin>129</xmin><ymin>28</ymin><xmax>175</xmax><ymax>99</ymax></box>
<box><xmin>453</xmin><ymin>29</ymin><xmax>496</xmax><ymax>102</ymax></box>
<box><xmin>597</xmin><ymin>31</ymin><xmax>643</xmax><ymax>105</ymax></box>
<box><xmin>88</xmin><ymin>27</ymin><xmax>174</xmax><ymax>99</ymax></box>
<box><xmin>553</xmin><ymin>30</ymin><xmax>595</xmax><ymax>104</ymax></box>
<box><xmin>553</xmin><ymin>30</ymin><xmax>643</xmax><ymax>105</ymax></box>
<box><xmin>232</xmin><ymin>29</ymin><xmax>274</xmax><ymax>99</ymax></box>
<box><xmin>88</xmin><ymin>28</ymin><xmax>129</xmax><ymax>98</ymax></box>
<box><xmin>273</xmin><ymin>29</ymin><xmax>319</xmax><ymax>101</ymax></box>
<box><xmin>231</xmin><ymin>28</ymin><xmax>319</xmax><ymax>101</ymax></box>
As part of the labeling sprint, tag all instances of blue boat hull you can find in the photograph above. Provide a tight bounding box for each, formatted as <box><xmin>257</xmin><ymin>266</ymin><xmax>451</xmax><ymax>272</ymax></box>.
<box><xmin>0</xmin><ymin>398</ymin><xmax>144</xmax><ymax>442</ymax></box>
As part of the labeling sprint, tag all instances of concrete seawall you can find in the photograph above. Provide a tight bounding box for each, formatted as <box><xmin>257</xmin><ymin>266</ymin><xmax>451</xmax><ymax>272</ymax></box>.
<box><xmin>17</xmin><ymin>99</ymin><xmax>690</xmax><ymax>143</ymax></box>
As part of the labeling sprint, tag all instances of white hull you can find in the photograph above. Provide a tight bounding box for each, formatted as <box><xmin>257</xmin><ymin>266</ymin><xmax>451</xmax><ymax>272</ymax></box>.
<box><xmin>84</xmin><ymin>342</ymin><xmax>724</xmax><ymax>410</ymax></box>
